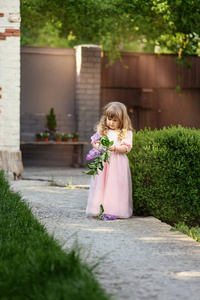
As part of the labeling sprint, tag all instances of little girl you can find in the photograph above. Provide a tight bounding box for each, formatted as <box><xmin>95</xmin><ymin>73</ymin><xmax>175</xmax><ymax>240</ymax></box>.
<box><xmin>86</xmin><ymin>101</ymin><xmax>133</xmax><ymax>218</ymax></box>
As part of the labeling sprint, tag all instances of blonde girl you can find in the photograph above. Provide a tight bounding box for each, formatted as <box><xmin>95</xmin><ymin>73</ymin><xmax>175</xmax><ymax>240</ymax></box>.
<box><xmin>86</xmin><ymin>101</ymin><xmax>133</xmax><ymax>218</ymax></box>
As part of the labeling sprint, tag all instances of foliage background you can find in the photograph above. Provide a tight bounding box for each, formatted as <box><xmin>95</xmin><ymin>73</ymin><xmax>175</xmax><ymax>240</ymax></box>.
<box><xmin>21</xmin><ymin>0</ymin><xmax>200</xmax><ymax>61</ymax></box>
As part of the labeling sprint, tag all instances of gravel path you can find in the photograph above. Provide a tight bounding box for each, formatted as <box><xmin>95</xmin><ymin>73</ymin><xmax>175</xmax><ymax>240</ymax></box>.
<box><xmin>11</xmin><ymin>169</ymin><xmax>200</xmax><ymax>300</ymax></box>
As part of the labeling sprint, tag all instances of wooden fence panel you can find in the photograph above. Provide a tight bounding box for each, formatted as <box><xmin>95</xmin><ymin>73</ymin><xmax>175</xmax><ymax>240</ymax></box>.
<box><xmin>101</xmin><ymin>52</ymin><xmax>200</xmax><ymax>131</ymax></box>
<box><xmin>137</xmin><ymin>54</ymin><xmax>157</xmax><ymax>88</ymax></box>
<box><xmin>156</xmin><ymin>55</ymin><xmax>178</xmax><ymax>88</ymax></box>
<box><xmin>101</xmin><ymin>53</ymin><xmax>139</xmax><ymax>88</ymax></box>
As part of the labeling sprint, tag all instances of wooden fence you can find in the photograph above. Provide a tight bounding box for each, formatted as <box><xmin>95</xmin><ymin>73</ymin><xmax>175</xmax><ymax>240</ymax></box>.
<box><xmin>101</xmin><ymin>52</ymin><xmax>200</xmax><ymax>131</ymax></box>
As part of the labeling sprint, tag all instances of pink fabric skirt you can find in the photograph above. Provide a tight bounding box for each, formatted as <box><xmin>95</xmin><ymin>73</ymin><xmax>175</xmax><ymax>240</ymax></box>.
<box><xmin>86</xmin><ymin>151</ymin><xmax>133</xmax><ymax>218</ymax></box>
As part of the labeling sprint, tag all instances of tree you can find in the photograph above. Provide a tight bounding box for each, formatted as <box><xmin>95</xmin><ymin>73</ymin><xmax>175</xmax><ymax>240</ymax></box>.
<box><xmin>21</xmin><ymin>0</ymin><xmax>200</xmax><ymax>61</ymax></box>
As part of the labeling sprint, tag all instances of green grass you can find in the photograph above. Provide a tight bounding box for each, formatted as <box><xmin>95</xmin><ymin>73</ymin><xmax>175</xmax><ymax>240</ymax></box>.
<box><xmin>0</xmin><ymin>170</ymin><xmax>111</xmax><ymax>300</ymax></box>
<box><xmin>170</xmin><ymin>222</ymin><xmax>200</xmax><ymax>243</ymax></box>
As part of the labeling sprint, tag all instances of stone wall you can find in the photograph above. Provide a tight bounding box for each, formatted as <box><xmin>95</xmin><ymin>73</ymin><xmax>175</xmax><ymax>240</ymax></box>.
<box><xmin>75</xmin><ymin>45</ymin><xmax>101</xmax><ymax>157</ymax></box>
<box><xmin>0</xmin><ymin>0</ymin><xmax>23</xmax><ymax>176</ymax></box>
<box><xmin>20</xmin><ymin>113</ymin><xmax>76</xmax><ymax>142</ymax></box>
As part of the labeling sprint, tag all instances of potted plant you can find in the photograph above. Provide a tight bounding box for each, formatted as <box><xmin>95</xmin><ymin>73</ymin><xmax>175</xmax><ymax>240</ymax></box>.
<box><xmin>35</xmin><ymin>132</ymin><xmax>43</xmax><ymax>141</ymax></box>
<box><xmin>71</xmin><ymin>132</ymin><xmax>79</xmax><ymax>142</ymax></box>
<box><xmin>67</xmin><ymin>133</ymin><xmax>73</xmax><ymax>141</ymax></box>
<box><xmin>62</xmin><ymin>133</ymin><xmax>69</xmax><ymax>142</ymax></box>
<box><xmin>43</xmin><ymin>132</ymin><xmax>50</xmax><ymax>142</ymax></box>
<box><xmin>55</xmin><ymin>133</ymin><xmax>62</xmax><ymax>142</ymax></box>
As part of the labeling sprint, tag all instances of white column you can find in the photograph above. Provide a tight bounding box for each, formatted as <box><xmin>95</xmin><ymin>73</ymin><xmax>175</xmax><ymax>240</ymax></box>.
<box><xmin>0</xmin><ymin>0</ymin><xmax>23</xmax><ymax>177</ymax></box>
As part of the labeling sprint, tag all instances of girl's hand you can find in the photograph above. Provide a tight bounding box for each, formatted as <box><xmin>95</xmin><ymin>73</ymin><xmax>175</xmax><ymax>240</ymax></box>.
<box><xmin>109</xmin><ymin>145</ymin><xmax>116</xmax><ymax>151</ymax></box>
<box><xmin>92</xmin><ymin>142</ymin><xmax>99</xmax><ymax>149</ymax></box>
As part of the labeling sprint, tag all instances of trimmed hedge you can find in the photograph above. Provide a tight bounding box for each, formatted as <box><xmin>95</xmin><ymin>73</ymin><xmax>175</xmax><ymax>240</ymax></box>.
<box><xmin>128</xmin><ymin>125</ymin><xmax>200</xmax><ymax>227</ymax></box>
<box><xmin>0</xmin><ymin>170</ymin><xmax>110</xmax><ymax>300</ymax></box>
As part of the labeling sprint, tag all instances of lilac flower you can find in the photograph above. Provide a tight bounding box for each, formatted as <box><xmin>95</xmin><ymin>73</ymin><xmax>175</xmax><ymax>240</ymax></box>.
<box><xmin>98</xmin><ymin>145</ymin><xmax>106</xmax><ymax>153</ymax></box>
<box><xmin>91</xmin><ymin>132</ymin><xmax>102</xmax><ymax>143</ymax></box>
<box><xmin>86</xmin><ymin>148</ymin><xmax>101</xmax><ymax>160</ymax></box>
<box><xmin>100</xmin><ymin>214</ymin><xmax>118</xmax><ymax>221</ymax></box>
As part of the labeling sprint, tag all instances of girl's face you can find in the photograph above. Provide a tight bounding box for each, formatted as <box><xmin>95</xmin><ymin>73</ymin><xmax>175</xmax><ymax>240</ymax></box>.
<box><xmin>106</xmin><ymin>116</ymin><xmax>119</xmax><ymax>130</ymax></box>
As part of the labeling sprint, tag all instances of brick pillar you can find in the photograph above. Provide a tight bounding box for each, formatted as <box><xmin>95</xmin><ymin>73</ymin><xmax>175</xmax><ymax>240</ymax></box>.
<box><xmin>0</xmin><ymin>0</ymin><xmax>23</xmax><ymax>178</ymax></box>
<box><xmin>75</xmin><ymin>45</ymin><xmax>101</xmax><ymax>161</ymax></box>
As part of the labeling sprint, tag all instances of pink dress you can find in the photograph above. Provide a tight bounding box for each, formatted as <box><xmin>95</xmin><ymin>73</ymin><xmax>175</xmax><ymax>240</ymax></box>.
<box><xmin>86</xmin><ymin>130</ymin><xmax>133</xmax><ymax>218</ymax></box>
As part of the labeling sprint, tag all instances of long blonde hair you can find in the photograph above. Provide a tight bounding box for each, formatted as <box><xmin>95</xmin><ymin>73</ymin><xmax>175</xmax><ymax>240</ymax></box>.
<box><xmin>96</xmin><ymin>102</ymin><xmax>133</xmax><ymax>141</ymax></box>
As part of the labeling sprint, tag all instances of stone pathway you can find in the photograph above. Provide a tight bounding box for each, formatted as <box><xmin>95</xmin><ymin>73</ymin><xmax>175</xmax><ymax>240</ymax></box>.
<box><xmin>11</xmin><ymin>168</ymin><xmax>200</xmax><ymax>300</ymax></box>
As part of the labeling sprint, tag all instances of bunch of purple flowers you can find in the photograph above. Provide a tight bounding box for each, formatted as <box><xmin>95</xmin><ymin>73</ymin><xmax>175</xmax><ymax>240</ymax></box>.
<box><xmin>84</xmin><ymin>132</ymin><xmax>114</xmax><ymax>178</ymax></box>
<box><xmin>100</xmin><ymin>214</ymin><xmax>118</xmax><ymax>221</ymax></box>
<box><xmin>86</xmin><ymin>148</ymin><xmax>101</xmax><ymax>160</ymax></box>
<box><xmin>97</xmin><ymin>204</ymin><xmax>117</xmax><ymax>221</ymax></box>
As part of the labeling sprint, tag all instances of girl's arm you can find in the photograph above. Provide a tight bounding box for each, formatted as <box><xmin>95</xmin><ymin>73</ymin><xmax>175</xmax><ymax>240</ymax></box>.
<box><xmin>109</xmin><ymin>144</ymin><xmax>127</xmax><ymax>153</ymax></box>
<box><xmin>93</xmin><ymin>142</ymin><xmax>127</xmax><ymax>153</ymax></box>
<box><xmin>109</xmin><ymin>131</ymin><xmax>133</xmax><ymax>153</ymax></box>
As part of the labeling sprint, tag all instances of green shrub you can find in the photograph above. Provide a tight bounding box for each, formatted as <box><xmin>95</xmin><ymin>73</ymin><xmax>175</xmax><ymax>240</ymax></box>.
<box><xmin>128</xmin><ymin>125</ymin><xmax>200</xmax><ymax>227</ymax></box>
<box><xmin>0</xmin><ymin>170</ymin><xmax>110</xmax><ymax>300</ymax></box>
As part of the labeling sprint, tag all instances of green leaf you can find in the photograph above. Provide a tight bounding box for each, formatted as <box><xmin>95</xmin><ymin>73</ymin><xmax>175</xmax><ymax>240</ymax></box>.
<box><xmin>104</xmin><ymin>152</ymin><xmax>108</xmax><ymax>162</ymax></box>
<box><xmin>83</xmin><ymin>170</ymin><xmax>96</xmax><ymax>176</ymax></box>
<box><xmin>86</xmin><ymin>163</ymin><xmax>97</xmax><ymax>169</ymax></box>
<box><xmin>100</xmin><ymin>204</ymin><xmax>104</xmax><ymax>214</ymax></box>
<box><xmin>93</xmin><ymin>169</ymin><xmax>99</xmax><ymax>179</ymax></box>
<box><xmin>97</xmin><ymin>162</ymin><xmax>103</xmax><ymax>170</ymax></box>
<box><xmin>101</xmin><ymin>153</ymin><xmax>106</xmax><ymax>161</ymax></box>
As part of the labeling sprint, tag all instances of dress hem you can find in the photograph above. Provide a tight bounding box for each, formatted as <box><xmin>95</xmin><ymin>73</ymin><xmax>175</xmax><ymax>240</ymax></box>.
<box><xmin>86</xmin><ymin>213</ymin><xmax>133</xmax><ymax>219</ymax></box>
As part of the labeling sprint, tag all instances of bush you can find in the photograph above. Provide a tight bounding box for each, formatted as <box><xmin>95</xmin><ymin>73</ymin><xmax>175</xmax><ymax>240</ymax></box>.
<box><xmin>0</xmin><ymin>170</ymin><xmax>110</xmax><ymax>300</ymax></box>
<box><xmin>128</xmin><ymin>125</ymin><xmax>200</xmax><ymax>227</ymax></box>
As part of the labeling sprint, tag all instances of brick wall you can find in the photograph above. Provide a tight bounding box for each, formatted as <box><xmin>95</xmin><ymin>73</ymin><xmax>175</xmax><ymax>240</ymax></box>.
<box><xmin>20</xmin><ymin>113</ymin><xmax>76</xmax><ymax>141</ymax></box>
<box><xmin>75</xmin><ymin>45</ymin><xmax>101</xmax><ymax>157</ymax></box>
<box><xmin>0</xmin><ymin>0</ymin><xmax>23</xmax><ymax>176</ymax></box>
